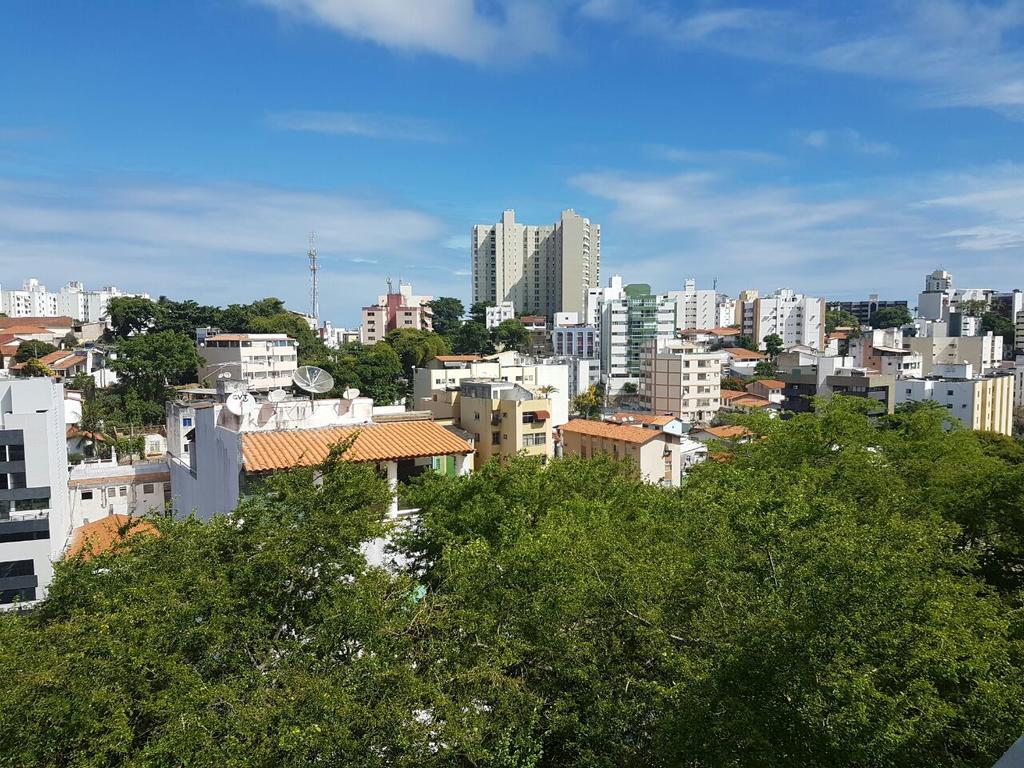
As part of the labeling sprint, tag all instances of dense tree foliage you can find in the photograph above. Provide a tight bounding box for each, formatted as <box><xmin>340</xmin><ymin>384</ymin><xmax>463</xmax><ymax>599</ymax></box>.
<box><xmin>450</xmin><ymin>321</ymin><xmax>495</xmax><ymax>355</ymax></box>
<box><xmin>1</xmin><ymin>402</ymin><xmax>1023</xmax><ymax>765</ymax></box>
<box><xmin>323</xmin><ymin>342</ymin><xmax>405</xmax><ymax>405</ymax></box>
<box><xmin>426</xmin><ymin>296</ymin><xmax>464</xmax><ymax>336</ymax></box>
<box><xmin>870</xmin><ymin>305</ymin><xmax>914</xmax><ymax>329</ymax></box>
<box><xmin>571</xmin><ymin>384</ymin><xmax>604</xmax><ymax>419</ymax></box>
<box><xmin>18</xmin><ymin>358</ymin><xmax>54</xmax><ymax>377</ymax></box>
<box><xmin>825</xmin><ymin>308</ymin><xmax>861</xmax><ymax>333</ymax></box>
<box><xmin>762</xmin><ymin>333</ymin><xmax>783</xmax><ymax>359</ymax></box>
<box><xmin>384</xmin><ymin>328</ymin><xmax>451</xmax><ymax>381</ymax></box>
<box><xmin>981</xmin><ymin>311</ymin><xmax>1016</xmax><ymax>350</ymax></box>
<box><xmin>13</xmin><ymin>340</ymin><xmax>57</xmax><ymax>363</ymax></box>
<box><xmin>492</xmin><ymin>318</ymin><xmax>529</xmax><ymax>352</ymax></box>
<box><xmin>468</xmin><ymin>300</ymin><xmax>494</xmax><ymax>326</ymax></box>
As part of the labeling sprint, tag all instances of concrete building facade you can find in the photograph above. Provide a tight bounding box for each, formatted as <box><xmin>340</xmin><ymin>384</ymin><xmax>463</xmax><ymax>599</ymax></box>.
<box><xmin>740</xmin><ymin>289</ymin><xmax>826</xmax><ymax>350</ymax></box>
<box><xmin>0</xmin><ymin>278</ymin><xmax>149</xmax><ymax>322</ymax></box>
<box><xmin>198</xmin><ymin>333</ymin><xmax>299</xmax><ymax>391</ymax></box>
<box><xmin>472</xmin><ymin>209</ymin><xmax>600</xmax><ymax>320</ymax></box>
<box><xmin>896</xmin><ymin>367</ymin><xmax>1014</xmax><ymax>435</ymax></box>
<box><xmin>360</xmin><ymin>281</ymin><xmax>433</xmax><ymax>344</ymax></box>
<box><xmin>600</xmin><ymin>283</ymin><xmax>676</xmax><ymax>395</ymax></box>
<box><xmin>669</xmin><ymin>279</ymin><xmax>718</xmax><ymax>332</ymax></box>
<box><xmin>638</xmin><ymin>339</ymin><xmax>722</xmax><ymax>424</ymax></box>
<box><xmin>0</xmin><ymin>379</ymin><xmax>71</xmax><ymax>607</ymax></box>
<box><xmin>456</xmin><ymin>380</ymin><xmax>553</xmax><ymax>469</ymax></box>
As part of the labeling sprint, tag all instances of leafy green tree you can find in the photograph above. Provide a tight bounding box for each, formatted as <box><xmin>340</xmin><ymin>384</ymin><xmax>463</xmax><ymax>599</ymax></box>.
<box><xmin>958</xmin><ymin>298</ymin><xmax>989</xmax><ymax>318</ymax></box>
<box><xmin>571</xmin><ymin>384</ymin><xmax>603</xmax><ymax>419</ymax></box>
<box><xmin>324</xmin><ymin>342</ymin><xmax>405</xmax><ymax>405</ymax></box>
<box><xmin>155</xmin><ymin>296</ymin><xmax>224</xmax><ymax>335</ymax></box>
<box><xmin>18</xmin><ymin>358</ymin><xmax>54</xmax><ymax>378</ymax></box>
<box><xmin>248</xmin><ymin>312</ymin><xmax>325</xmax><ymax>365</ymax></box>
<box><xmin>106</xmin><ymin>296</ymin><xmax>163</xmax><ymax>338</ymax></box>
<box><xmin>762</xmin><ymin>333</ymin><xmax>783</xmax><ymax>360</ymax></box>
<box><xmin>870</xmin><ymin>305</ymin><xmax>913</xmax><ymax>329</ymax></box>
<box><xmin>825</xmin><ymin>309</ymin><xmax>861</xmax><ymax>333</ymax></box>
<box><xmin>13</xmin><ymin>340</ymin><xmax>56</xmax><ymax>363</ymax></box>
<box><xmin>60</xmin><ymin>331</ymin><xmax>79</xmax><ymax>348</ymax></box>
<box><xmin>426</xmin><ymin>297</ymin><xmax>464</xmax><ymax>336</ymax></box>
<box><xmin>754</xmin><ymin>359</ymin><xmax>776</xmax><ymax>377</ymax></box>
<box><xmin>981</xmin><ymin>311</ymin><xmax>1016</xmax><ymax>349</ymax></box>
<box><xmin>468</xmin><ymin>300</ymin><xmax>494</xmax><ymax>326</ymax></box>
<box><xmin>492</xmin><ymin>318</ymin><xmax>529</xmax><ymax>352</ymax></box>
<box><xmin>384</xmin><ymin>328</ymin><xmax>451</xmax><ymax>380</ymax></box>
<box><xmin>735</xmin><ymin>335</ymin><xmax>758</xmax><ymax>351</ymax></box>
<box><xmin>450</xmin><ymin>321</ymin><xmax>495</xmax><ymax>355</ymax></box>
<box><xmin>111</xmin><ymin>330</ymin><xmax>202</xmax><ymax>402</ymax></box>
<box><xmin>721</xmin><ymin>375</ymin><xmax>748</xmax><ymax>392</ymax></box>
<box><xmin>69</xmin><ymin>372</ymin><xmax>95</xmax><ymax>396</ymax></box>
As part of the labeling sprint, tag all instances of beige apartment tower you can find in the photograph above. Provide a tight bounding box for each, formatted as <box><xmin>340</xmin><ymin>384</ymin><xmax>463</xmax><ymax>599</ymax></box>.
<box><xmin>472</xmin><ymin>209</ymin><xmax>600</xmax><ymax>320</ymax></box>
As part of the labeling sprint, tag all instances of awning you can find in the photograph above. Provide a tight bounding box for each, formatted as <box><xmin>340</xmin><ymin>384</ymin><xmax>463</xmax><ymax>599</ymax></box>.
<box><xmin>533</xmin><ymin>410</ymin><xmax>550</xmax><ymax>420</ymax></box>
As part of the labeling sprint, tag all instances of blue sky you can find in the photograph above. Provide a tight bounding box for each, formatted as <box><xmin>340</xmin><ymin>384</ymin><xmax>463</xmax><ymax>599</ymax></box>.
<box><xmin>2</xmin><ymin>0</ymin><xmax>1024</xmax><ymax>325</ymax></box>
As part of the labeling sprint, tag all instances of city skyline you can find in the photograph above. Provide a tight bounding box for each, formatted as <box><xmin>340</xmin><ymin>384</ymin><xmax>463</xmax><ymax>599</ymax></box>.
<box><xmin>4</xmin><ymin>1</ymin><xmax>1024</xmax><ymax>322</ymax></box>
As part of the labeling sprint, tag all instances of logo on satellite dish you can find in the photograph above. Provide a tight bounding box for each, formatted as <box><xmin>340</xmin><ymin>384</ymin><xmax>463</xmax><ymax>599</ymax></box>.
<box><xmin>292</xmin><ymin>366</ymin><xmax>335</xmax><ymax>396</ymax></box>
<box><xmin>224</xmin><ymin>391</ymin><xmax>256</xmax><ymax>416</ymax></box>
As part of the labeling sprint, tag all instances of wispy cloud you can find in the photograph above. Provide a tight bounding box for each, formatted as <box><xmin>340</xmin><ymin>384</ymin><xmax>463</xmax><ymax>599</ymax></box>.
<box><xmin>256</xmin><ymin>0</ymin><xmax>559</xmax><ymax>64</ymax></box>
<box><xmin>266</xmin><ymin>110</ymin><xmax>450</xmax><ymax>142</ymax></box>
<box><xmin>571</xmin><ymin>163</ymin><xmax>1024</xmax><ymax>298</ymax></box>
<box><xmin>0</xmin><ymin>175</ymin><xmax>446</xmax><ymax>317</ymax></box>
<box><xmin>646</xmin><ymin>144</ymin><xmax>785</xmax><ymax>166</ymax></box>
<box><xmin>580</xmin><ymin>0</ymin><xmax>1024</xmax><ymax>118</ymax></box>
<box><xmin>794</xmin><ymin>128</ymin><xmax>896</xmax><ymax>156</ymax></box>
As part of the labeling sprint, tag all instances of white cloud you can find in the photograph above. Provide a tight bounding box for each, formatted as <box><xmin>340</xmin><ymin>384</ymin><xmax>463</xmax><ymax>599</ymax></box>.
<box><xmin>571</xmin><ymin>163</ymin><xmax>1024</xmax><ymax>299</ymax></box>
<box><xmin>266</xmin><ymin>110</ymin><xmax>449</xmax><ymax>142</ymax></box>
<box><xmin>795</xmin><ymin>128</ymin><xmax>896</xmax><ymax>156</ymax></box>
<box><xmin>256</xmin><ymin>0</ymin><xmax>559</xmax><ymax>64</ymax></box>
<box><xmin>647</xmin><ymin>144</ymin><xmax>784</xmax><ymax>165</ymax></box>
<box><xmin>581</xmin><ymin>0</ymin><xmax>1024</xmax><ymax>117</ymax></box>
<box><xmin>0</xmin><ymin>176</ymin><xmax>447</xmax><ymax>321</ymax></box>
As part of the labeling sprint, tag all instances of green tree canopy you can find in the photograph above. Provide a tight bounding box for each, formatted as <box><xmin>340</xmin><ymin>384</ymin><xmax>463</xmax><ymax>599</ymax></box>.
<box><xmin>762</xmin><ymin>333</ymin><xmax>784</xmax><ymax>360</ymax></box>
<box><xmin>384</xmin><ymin>328</ymin><xmax>451</xmax><ymax>380</ymax></box>
<box><xmin>111</xmin><ymin>330</ymin><xmax>202</xmax><ymax>400</ymax></box>
<box><xmin>450</xmin><ymin>321</ymin><xmax>495</xmax><ymax>355</ymax></box>
<box><xmin>870</xmin><ymin>305</ymin><xmax>914</xmax><ymax>329</ymax></box>
<box><xmin>324</xmin><ymin>342</ymin><xmax>404</xmax><ymax>405</ymax></box>
<box><xmin>754</xmin><ymin>359</ymin><xmax>776</xmax><ymax>377</ymax></box>
<box><xmin>468</xmin><ymin>300</ymin><xmax>494</xmax><ymax>326</ymax></box>
<box><xmin>981</xmin><ymin>311</ymin><xmax>1016</xmax><ymax>349</ymax></box>
<box><xmin>18</xmin><ymin>358</ymin><xmax>54</xmax><ymax>378</ymax></box>
<box><xmin>247</xmin><ymin>312</ymin><xmax>325</xmax><ymax>365</ymax></box>
<box><xmin>106</xmin><ymin>296</ymin><xmax>163</xmax><ymax>338</ymax></box>
<box><xmin>13</xmin><ymin>340</ymin><xmax>57</xmax><ymax>363</ymax></box>
<box><xmin>571</xmin><ymin>384</ymin><xmax>604</xmax><ymax>419</ymax></box>
<box><xmin>735</xmin><ymin>335</ymin><xmax>758</xmax><ymax>351</ymax></box>
<box><xmin>958</xmin><ymin>299</ymin><xmax>989</xmax><ymax>318</ymax></box>
<box><xmin>426</xmin><ymin>297</ymin><xmax>464</xmax><ymax>337</ymax></box>
<box><xmin>492</xmin><ymin>318</ymin><xmax>529</xmax><ymax>352</ymax></box>
<box><xmin>825</xmin><ymin>309</ymin><xmax>861</xmax><ymax>333</ymax></box>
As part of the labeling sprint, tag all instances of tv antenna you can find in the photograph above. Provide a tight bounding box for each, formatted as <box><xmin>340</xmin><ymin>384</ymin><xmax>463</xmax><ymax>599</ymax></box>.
<box><xmin>224</xmin><ymin>391</ymin><xmax>256</xmax><ymax>417</ymax></box>
<box><xmin>308</xmin><ymin>232</ymin><xmax>319</xmax><ymax>326</ymax></box>
<box><xmin>292</xmin><ymin>365</ymin><xmax>335</xmax><ymax>399</ymax></box>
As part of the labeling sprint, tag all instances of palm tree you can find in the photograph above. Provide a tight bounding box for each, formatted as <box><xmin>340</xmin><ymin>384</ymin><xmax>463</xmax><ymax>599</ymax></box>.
<box><xmin>536</xmin><ymin>384</ymin><xmax>558</xmax><ymax>397</ymax></box>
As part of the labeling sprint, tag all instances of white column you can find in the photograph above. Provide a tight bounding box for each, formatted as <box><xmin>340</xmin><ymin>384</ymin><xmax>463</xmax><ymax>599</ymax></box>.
<box><xmin>386</xmin><ymin>461</ymin><xmax>399</xmax><ymax>516</ymax></box>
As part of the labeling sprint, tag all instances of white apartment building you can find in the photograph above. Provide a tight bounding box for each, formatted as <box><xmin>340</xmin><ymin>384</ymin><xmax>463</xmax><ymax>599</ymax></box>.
<box><xmin>716</xmin><ymin>294</ymin><xmax>737</xmax><ymax>328</ymax></box>
<box><xmin>918</xmin><ymin>269</ymin><xmax>955</xmax><ymax>321</ymax></box>
<box><xmin>413</xmin><ymin>352</ymin><xmax>570</xmax><ymax>425</ymax></box>
<box><xmin>668</xmin><ymin>278</ymin><xmax>718</xmax><ymax>331</ymax></box>
<box><xmin>0</xmin><ymin>379</ymin><xmax>72</xmax><ymax>607</ymax></box>
<box><xmin>68</xmin><ymin>458</ymin><xmax>170</xmax><ymax>528</ymax></box>
<box><xmin>485</xmin><ymin>301</ymin><xmax>516</xmax><ymax>329</ymax></box>
<box><xmin>638</xmin><ymin>339</ymin><xmax>723</xmax><ymax>425</ymax></box>
<box><xmin>739</xmin><ymin>289</ymin><xmax>826</xmax><ymax>350</ymax></box>
<box><xmin>547</xmin><ymin>356</ymin><xmax>601</xmax><ymax>400</ymax></box>
<box><xmin>903</xmin><ymin>333</ymin><xmax>1003</xmax><ymax>376</ymax></box>
<box><xmin>848</xmin><ymin>328</ymin><xmax>924</xmax><ymax>378</ymax></box>
<box><xmin>0</xmin><ymin>278</ymin><xmax>149</xmax><ymax>322</ymax></box>
<box><xmin>896</xmin><ymin>365</ymin><xmax>1014</xmax><ymax>436</ymax></box>
<box><xmin>1016</xmin><ymin>310</ymin><xmax>1024</xmax><ymax>352</ymax></box>
<box><xmin>197</xmin><ymin>333</ymin><xmax>299</xmax><ymax>391</ymax></box>
<box><xmin>551</xmin><ymin>324</ymin><xmax>598</xmax><ymax>359</ymax></box>
<box><xmin>319</xmin><ymin>321</ymin><xmax>361</xmax><ymax>349</ymax></box>
<box><xmin>472</xmin><ymin>209</ymin><xmax>600</xmax><ymax>319</ymax></box>
<box><xmin>601</xmin><ymin>283</ymin><xmax>677</xmax><ymax>395</ymax></box>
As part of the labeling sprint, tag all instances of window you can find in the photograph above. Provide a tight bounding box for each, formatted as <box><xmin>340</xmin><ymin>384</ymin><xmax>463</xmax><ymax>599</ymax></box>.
<box><xmin>492</xmin><ymin>432</ymin><xmax>501</xmax><ymax>445</ymax></box>
<box><xmin>9</xmin><ymin>473</ymin><xmax>25</xmax><ymax>490</ymax></box>
<box><xmin>182</xmin><ymin>417</ymin><xmax>193</xmax><ymax>427</ymax></box>
<box><xmin>0</xmin><ymin>559</ymin><xmax>33</xmax><ymax>579</ymax></box>
<box><xmin>81</xmin><ymin>490</ymin><xmax>93</xmax><ymax>501</ymax></box>
<box><xmin>6</xmin><ymin>445</ymin><xmax>24</xmax><ymax>462</ymax></box>
<box><xmin>143</xmin><ymin>484</ymin><xmax>154</xmax><ymax>494</ymax></box>
<box><xmin>947</xmin><ymin>389</ymin><xmax>954</xmax><ymax>396</ymax></box>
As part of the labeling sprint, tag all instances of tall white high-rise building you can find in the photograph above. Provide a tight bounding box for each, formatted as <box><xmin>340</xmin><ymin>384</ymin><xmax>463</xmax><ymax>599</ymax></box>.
<box><xmin>472</xmin><ymin>209</ymin><xmax>600</xmax><ymax>319</ymax></box>
<box><xmin>0</xmin><ymin>278</ymin><xmax>149</xmax><ymax>322</ymax></box>
<box><xmin>600</xmin><ymin>281</ymin><xmax>676</xmax><ymax>395</ymax></box>
<box><xmin>739</xmin><ymin>288</ymin><xmax>826</xmax><ymax>350</ymax></box>
<box><xmin>667</xmin><ymin>278</ymin><xmax>718</xmax><ymax>331</ymax></box>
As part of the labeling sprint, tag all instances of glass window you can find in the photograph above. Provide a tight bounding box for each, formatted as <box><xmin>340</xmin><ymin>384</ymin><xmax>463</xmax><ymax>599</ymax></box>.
<box><xmin>81</xmin><ymin>490</ymin><xmax>93</xmax><ymax>501</ymax></box>
<box><xmin>143</xmin><ymin>484</ymin><xmax>154</xmax><ymax>494</ymax></box>
<box><xmin>182</xmin><ymin>417</ymin><xmax>193</xmax><ymax>427</ymax></box>
<box><xmin>9</xmin><ymin>473</ymin><xmax>26</xmax><ymax>490</ymax></box>
<box><xmin>119</xmin><ymin>487</ymin><xmax>128</xmax><ymax>497</ymax></box>
<box><xmin>0</xmin><ymin>559</ymin><xmax>33</xmax><ymax>579</ymax></box>
<box><xmin>6</xmin><ymin>445</ymin><xmax>24</xmax><ymax>462</ymax></box>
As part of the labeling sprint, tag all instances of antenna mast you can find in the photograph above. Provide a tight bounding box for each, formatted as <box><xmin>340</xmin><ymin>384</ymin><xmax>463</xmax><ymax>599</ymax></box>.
<box><xmin>308</xmin><ymin>232</ymin><xmax>319</xmax><ymax>325</ymax></box>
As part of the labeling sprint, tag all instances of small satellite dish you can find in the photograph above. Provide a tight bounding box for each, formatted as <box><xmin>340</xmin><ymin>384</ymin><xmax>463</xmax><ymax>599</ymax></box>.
<box><xmin>342</xmin><ymin>387</ymin><xmax>360</xmax><ymax>400</ymax></box>
<box><xmin>268</xmin><ymin>388</ymin><xmax>287</xmax><ymax>403</ymax></box>
<box><xmin>292</xmin><ymin>365</ymin><xmax>334</xmax><ymax>395</ymax></box>
<box><xmin>225</xmin><ymin>391</ymin><xmax>256</xmax><ymax>416</ymax></box>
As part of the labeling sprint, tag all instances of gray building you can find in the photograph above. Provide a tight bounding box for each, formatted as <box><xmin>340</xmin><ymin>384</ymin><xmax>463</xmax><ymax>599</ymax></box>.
<box><xmin>0</xmin><ymin>379</ymin><xmax>71</xmax><ymax>607</ymax></box>
<box><xmin>472</xmin><ymin>209</ymin><xmax>600</xmax><ymax>320</ymax></box>
<box><xmin>828</xmin><ymin>295</ymin><xmax>908</xmax><ymax>325</ymax></box>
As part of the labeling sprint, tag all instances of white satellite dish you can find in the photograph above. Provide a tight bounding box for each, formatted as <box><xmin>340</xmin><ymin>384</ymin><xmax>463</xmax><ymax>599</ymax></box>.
<box><xmin>342</xmin><ymin>387</ymin><xmax>361</xmax><ymax>400</ymax></box>
<box><xmin>292</xmin><ymin>365</ymin><xmax>335</xmax><ymax>395</ymax></box>
<box><xmin>268</xmin><ymin>388</ymin><xmax>287</xmax><ymax>403</ymax></box>
<box><xmin>225</xmin><ymin>391</ymin><xmax>256</xmax><ymax>416</ymax></box>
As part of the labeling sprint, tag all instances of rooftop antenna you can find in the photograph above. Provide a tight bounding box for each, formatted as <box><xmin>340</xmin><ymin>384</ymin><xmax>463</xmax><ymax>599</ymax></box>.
<box><xmin>386</xmin><ymin>276</ymin><xmax>394</xmax><ymax>295</ymax></box>
<box><xmin>308</xmin><ymin>232</ymin><xmax>319</xmax><ymax>326</ymax></box>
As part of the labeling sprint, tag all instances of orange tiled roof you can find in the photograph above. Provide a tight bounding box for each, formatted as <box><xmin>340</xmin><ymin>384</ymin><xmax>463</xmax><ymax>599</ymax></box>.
<box><xmin>827</xmin><ymin>331</ymin><xmax>849</xmax><ymax>341</ymax></box>
<box><xmin>719</xmin><ymin>389</ymin><xmax>748</xmax><ymax>402</ymax></box>
<box><xmin>66</xmin><ymin>515</ymin><xmax>159</xmax><ymax>560</ymax></box>
<box><xmin>700</xmin><ymin>425</ymin><xmax>753</xmax><ymax>439</ymax></box>
<box><xmin>727</xmin><ymin>394</ymin><xmax>773</xmax><ymax>409</ymax></box>
<box><xmin>242</xmin><ymin>421</ymin><xmax>473</xmax><ymax>472</ymax></box>
<box><xmin>561</xmin><ymin>418</ymin><xmax>662</xmax><ymax>445</ymax></box>
<box><xmin>0</xmin><ymin>315</ymin><xmax>73</xmax><ymax>328</ymax></box>
<box><xmin>51</xmin><ymin>355</ymin><xmax>86</xmax><ymax>371</ymax></box>
<box><xmin>434</xmin><ymin>355</ymin><xmax>481</xmax><ymax>362</ymax></box>
<box><xmin>748</xmin><ymin>378</ymin><xmax>785</xmax><ymax>389</ymax></box>
<box><xmin>725</xmin><ymin>348</ymin><xmax>766</xmax><ymax>360</ymax></box>
<box><xmin>37</xmin><ymin>350</ymin><xmax>85</xmax><ymax>369</ymax></box>
<box><xmin>3</xmin><ymin>325</ymin><xmax>52</xmax><ymax>335</ymax></box>
<box><xmin>609</xmin><ymin>411</ymin><xmax>676</xmax><ymax>426</ymax></box>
